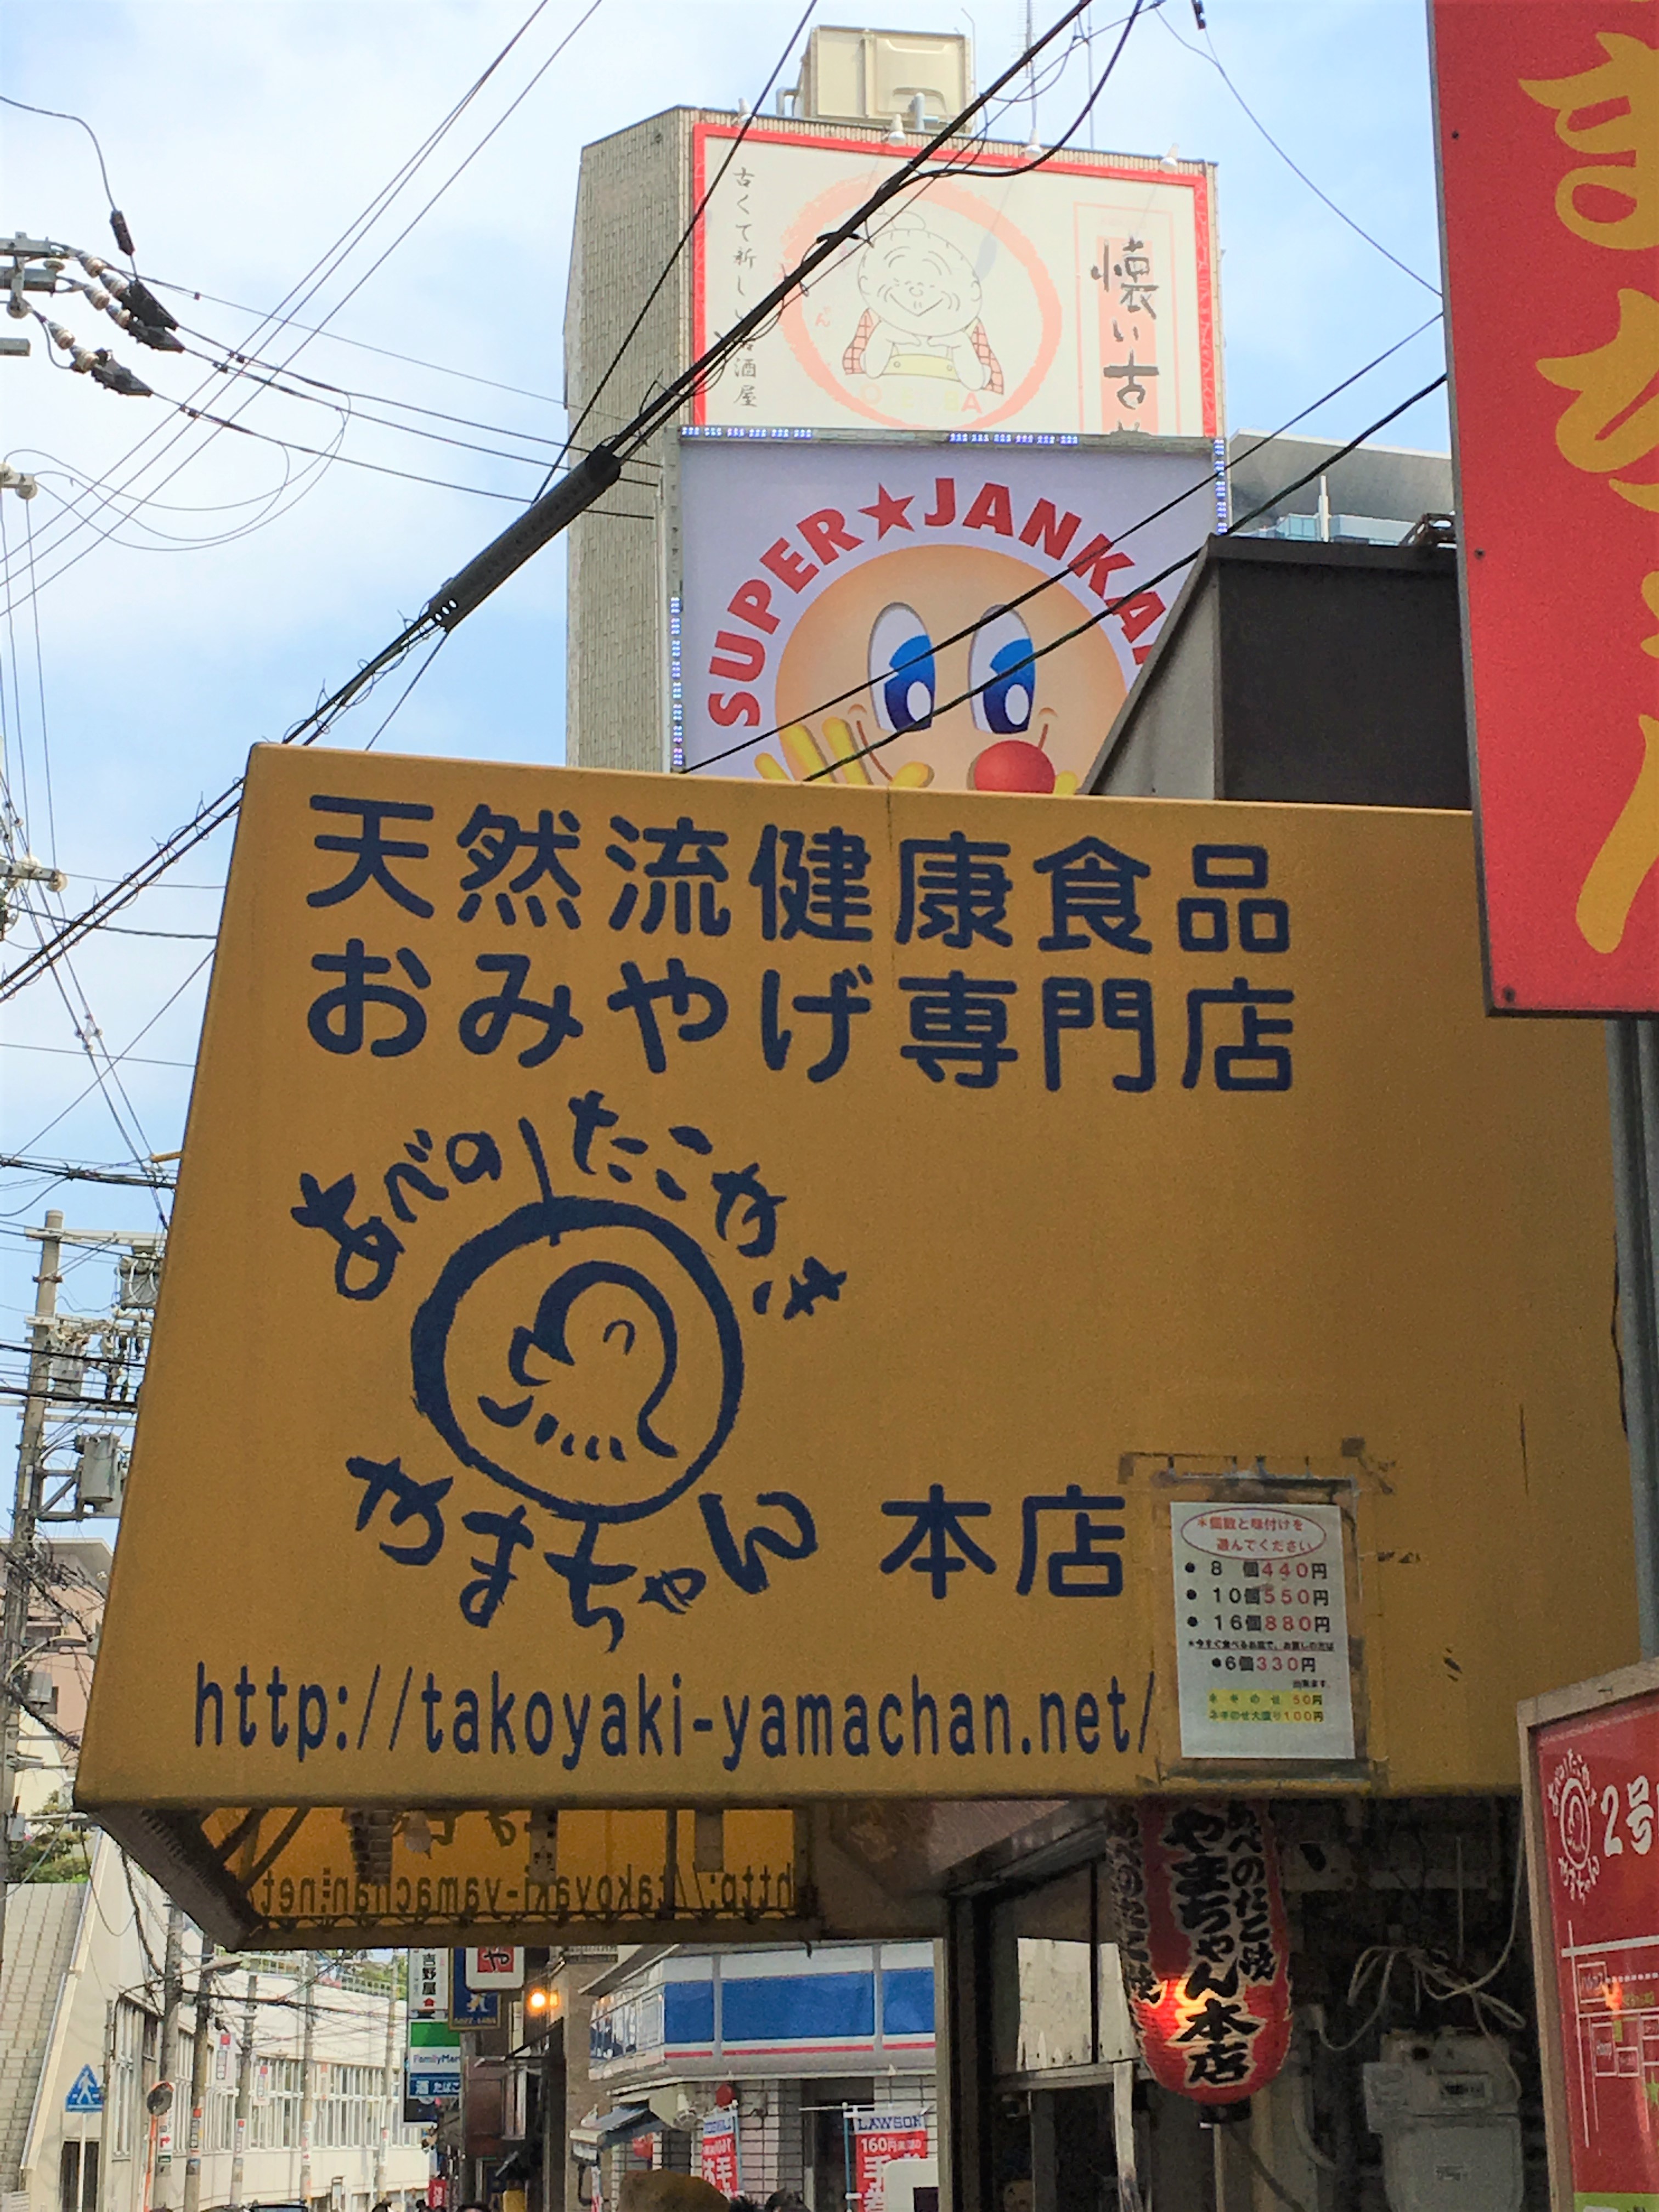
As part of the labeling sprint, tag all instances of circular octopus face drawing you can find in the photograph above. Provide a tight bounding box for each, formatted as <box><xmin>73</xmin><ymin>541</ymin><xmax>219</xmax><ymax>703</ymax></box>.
<box><xmin>410</xmin><ymin>1195</ymin><xmax>743</xmax><ymax>1525</ymax></box>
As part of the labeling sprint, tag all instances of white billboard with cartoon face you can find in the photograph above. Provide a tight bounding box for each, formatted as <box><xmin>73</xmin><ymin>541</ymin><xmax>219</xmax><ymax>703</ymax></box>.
<box><xmin>678</xmin><ymin>435</ymin><xmax>1215</xmax><ymax>795</ymax></box>
<box><xmin>693</xmin><ymin>126</ymin><xmax>1220</xmax><ymax>438</ymax></box>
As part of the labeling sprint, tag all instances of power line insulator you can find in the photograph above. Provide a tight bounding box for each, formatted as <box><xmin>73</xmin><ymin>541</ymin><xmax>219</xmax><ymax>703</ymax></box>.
<box><xmin>87</xmin><ymin>349</ymin><xmax>152</xmax><ymax>398</ymax></box>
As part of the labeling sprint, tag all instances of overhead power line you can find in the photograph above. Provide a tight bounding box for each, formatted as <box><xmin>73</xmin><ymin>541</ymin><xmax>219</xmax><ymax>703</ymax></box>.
<box><xmin>613</xmin><ymin>0</ymin><xmax>1149</xmax><ymax>462</ymax></box>
<box><xmin>556</xmin><ymin>0</ymin><xmax>819</xmax><ymax>471</ymax></box>
<box><xmin>1157</xmin><ymin>10</ymin><xmax>1440</xmax><ymax>298</ymax></box>
<box><xmin>688</xmin><ymin>311</ymin><xmax>1446</xmax><ymax>776</ymax></box>
<box><xmin>0</xmin><ymin>94</ymin><xmax>134</xmax><ymax>256</ymax></box>
<box><xmin>0</xmin><ymin>0</ymin><xmax>1153</xmax><ymax>1003</ymax></box>
<box><xmin>0</xmin><ymin>1154</ymin><xmax>177</xmax><ymax>1190</ymax></box>
<box><xmin>0</xmin><ymin>0</ymin><xmax>612</xmax><ymax>617</ymax></box>
<box><xmin>796</xmin><ymin>373</ymin><xmax>1450</xmax><ymax>783</ymax></box>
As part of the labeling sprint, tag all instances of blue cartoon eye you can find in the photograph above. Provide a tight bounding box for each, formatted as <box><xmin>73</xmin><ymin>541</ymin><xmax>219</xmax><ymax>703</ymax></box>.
<box><xmin>970</xmin><ymin>606</ymin><xmax>1036</xmax><ymax>736</ymax></box>
<box><xmin>869</xmin><ymin>603</ymin><xmax>935</xmax><ymax>732</ymax></box>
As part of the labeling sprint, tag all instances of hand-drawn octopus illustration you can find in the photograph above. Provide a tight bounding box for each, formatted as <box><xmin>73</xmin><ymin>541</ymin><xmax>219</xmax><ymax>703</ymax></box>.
<box><xmin>380</xmin><ymin>1119</ymin><xmax>814</xmax><ymax>1647</ymax></box>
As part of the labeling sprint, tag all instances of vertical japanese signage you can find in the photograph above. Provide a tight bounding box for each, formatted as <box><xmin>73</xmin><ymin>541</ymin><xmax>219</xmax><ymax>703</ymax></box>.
<box><xmin>1432</xmin><ymin>1</ymin><xmax>1659</xmax><ymax>1009</ymax></box>
<box><xmin>699</xmin><ymin>2112</ymin><xmax>739</xmax><ymax>2194</ymax></box>
<box><xmin>1107</xmin><ymin>1799</ymin><xmax>1293</xmax><ymax>2103</ymax></box>
<box><xmin>693</xmin><ymin>128</ymin><xmax>1219</xmax><ymax>436</ymax></box>
<box><xmin>410</xmin><ymin>1948</ymin><xmax>449</xmax><ymax>2019</ymax></box>
<box><xmin>1171</xmin><ymin>1504</ymin><xmax>1354</xmax><ymax>1760</ymax></box>
<box><xmin>1526</xmin><ymin>1673</ymin><xmax>1659</xmax><ymax>2205</ymax></box>
<box><xmin>850</xmin><ymin>2114</ymin><xmax>930</xmax><ymax>2212</ymax></box>
<box><xmin>77</xmin><ymin>752</ymin><xmax>1634</xmax><ymax>1831</ymax></box>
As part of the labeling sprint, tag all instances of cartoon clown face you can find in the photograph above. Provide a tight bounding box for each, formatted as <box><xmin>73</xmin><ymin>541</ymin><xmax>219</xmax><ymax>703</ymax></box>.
<box><xmin>761</xmin><ymin>544</ymin><xmax>1127</xmax><ymax>795</ymax></box>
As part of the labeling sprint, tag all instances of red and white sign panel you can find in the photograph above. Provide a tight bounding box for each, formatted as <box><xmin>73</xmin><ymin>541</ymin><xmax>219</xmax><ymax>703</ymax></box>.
<box><xmin>1432</xmin><ymin>2</ymin><xmax>1659</xmax><ymax>1009</ymax></box>
<box><xmin>700</xmin><ymin>2112</ymin><xmax>739</xmax><ymax>2196</ymax></box>
<box><xmin>692</xmin><ymin>127</ymin><xmax>1220</xmax><ymax>438</ymax></box>
<box><xmin>850</xmin><ymin>2114</ymin><xmax>929</xmax><ymax>2212</ymax></box>
<box><xmin>1533</xmin><ymin>1690</ymin><xmax>1659</xmax><ymax>2202</ymax></box>
<box><xmin>464</xmin><ymin>1945</ymin><xmax>523</xmax><ymax>1989</ymax></box>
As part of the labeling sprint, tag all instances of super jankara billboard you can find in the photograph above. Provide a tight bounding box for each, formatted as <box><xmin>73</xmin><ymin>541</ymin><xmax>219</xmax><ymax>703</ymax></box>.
<box><xmin>1432</xmin><ymin>0</ymin><xmax>1659</xmax><ymax>1008</ymax></box>
<box><xmin>78</xmin><ymin>750</ymin><xmax>1636</xmax><ymax>1873</ymax></box>
<box><xmin>678</xmin><ymin>436</ymin><xmax>1212</xmax><ymax>792</ymax></box>
<box><xmin>693</xmin><ymin>126</ymin><xmax>1220</xmax><ymax>437</ymax></box>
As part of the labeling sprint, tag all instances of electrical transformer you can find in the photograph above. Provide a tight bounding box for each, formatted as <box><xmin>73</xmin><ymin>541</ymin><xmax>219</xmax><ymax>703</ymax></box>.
<box><xmin>1362</xmin><ymin>2031</ymin><xmax>1523</xmax><ymax>2212</ymax></box>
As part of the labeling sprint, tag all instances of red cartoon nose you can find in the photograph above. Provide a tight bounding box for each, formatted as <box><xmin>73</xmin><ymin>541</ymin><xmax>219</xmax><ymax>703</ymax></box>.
<box><xmin>971</xmin><ymin>740</ymin><xmax>1056</xmax><ymax>794</ymax></box>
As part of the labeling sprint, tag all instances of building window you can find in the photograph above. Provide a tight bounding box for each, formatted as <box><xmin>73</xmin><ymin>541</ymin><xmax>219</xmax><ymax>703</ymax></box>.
<box><xmin>60</xmin><ymin>2140</ymin><xmax>99</xmax><ymax>2212</ymax></box>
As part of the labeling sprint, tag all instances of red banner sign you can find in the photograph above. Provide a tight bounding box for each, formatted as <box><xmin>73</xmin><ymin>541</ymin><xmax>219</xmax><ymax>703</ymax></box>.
<box><xmin>1106</xmin><ymin>1799</ymin><xmax>1293</xmax><ymax>2104</ymax></box>
<box><xmin>1534</xmin><ymin>1692</ymin><xmax>1659</xmax><ymax>2203</ymax></box>
<box><xmin>1432</xmin><ymin>1</ymin><xmax>1659</xmax><ymax>1009</ymax></box>
<box><xmin>850</xmin><ymin>2114</ymin><xmax>929</xmax><ymax>2212</ymax></box>
<box><xmin>700</xmin><ymin>2113</ymin><xmax>739</xmax><ymax>2197</ymax></box>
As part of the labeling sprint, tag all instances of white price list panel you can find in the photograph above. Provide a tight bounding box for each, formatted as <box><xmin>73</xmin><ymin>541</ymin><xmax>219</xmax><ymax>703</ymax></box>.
<box><xmin>1172</xmin><ymin>1502</ymin><xmax>1355</xmax><ymax>1760</ymax></box>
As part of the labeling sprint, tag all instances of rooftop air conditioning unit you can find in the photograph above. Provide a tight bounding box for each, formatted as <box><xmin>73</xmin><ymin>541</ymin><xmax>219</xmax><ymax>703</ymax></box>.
<box><xmin>791</xmin><ymin>27</ymin><xmax>972</xmax><ymax>128</ymax></box>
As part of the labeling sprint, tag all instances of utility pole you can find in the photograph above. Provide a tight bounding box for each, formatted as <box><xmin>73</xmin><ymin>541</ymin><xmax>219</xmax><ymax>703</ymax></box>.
<box><xmin>0</xmin><ymin>1207</ymin><xmax>62</xmax><ymax>2010</ymax></box>
<box><xmin>154</xmin><ymin>1904</ymin><xmax>185</xmax><ymax>2211</ymax></box>
<box><xmin>229</xmin><ymin>1973</ymin><xmax>258</xmax><ymax>2209</ymax></box>
<box><xmin>0</xmin><ymin>1203</ymin><xmax>158</xmax><ymax>2011</ymax></box>
<box><xmin>182</xmin><ymin>1932</ymin><xmax>214</xmax><ymax>2212</ymax></box>
<box><xmin>297</xmin><ymin>1962</ymin><xmax>318</xmax><ymax>2210</ymax></box>
<box><xmin>99</xmin><ymin>1996</ymin><xmax>116</xmax><ymax>2212</ymax></box>
<box><xmin>372</xmin><ymin>1980</ymin><xmax>398</xmax><ymax>2204</ymax></box>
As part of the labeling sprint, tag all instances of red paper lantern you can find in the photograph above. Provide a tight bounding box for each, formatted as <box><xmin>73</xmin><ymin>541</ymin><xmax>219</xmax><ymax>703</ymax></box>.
<box><xmin>1104</xmin><ymin>1798</ymin><xmax>1294</xmax><ymax>2106</ymax></box>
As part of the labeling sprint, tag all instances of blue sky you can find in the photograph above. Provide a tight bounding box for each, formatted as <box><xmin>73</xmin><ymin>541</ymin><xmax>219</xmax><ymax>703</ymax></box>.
<box><xmin>0</xmin><ymin>0</ymin><xmax>1447</xmax><ymax>1443</ymax></box>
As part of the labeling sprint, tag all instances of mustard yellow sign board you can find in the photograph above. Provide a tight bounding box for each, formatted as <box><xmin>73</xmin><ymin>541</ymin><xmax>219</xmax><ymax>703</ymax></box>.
<box><xmin>80</xmin><ymin>749</ymin><xmax>1634</xmax><ymax>1821</ymax></box>
<box><xmin>201</xmin><ymin>1805</ymin><xmax>799</xmax><ymax>1942</ymax></box>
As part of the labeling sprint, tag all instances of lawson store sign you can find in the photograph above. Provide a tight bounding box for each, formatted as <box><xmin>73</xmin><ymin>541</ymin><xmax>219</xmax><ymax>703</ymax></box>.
<box><xmin>589</xmin><ymin>1942</ymin><xmax>935</xmax><ymax>2076</ymax></box>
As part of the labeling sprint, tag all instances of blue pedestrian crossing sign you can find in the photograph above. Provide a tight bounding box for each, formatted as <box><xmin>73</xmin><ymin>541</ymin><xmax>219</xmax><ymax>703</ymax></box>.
<box><xmin>65</xmin><ymin>2067</ymin><xmax>103</xmax><ymax>2113</ymax></box>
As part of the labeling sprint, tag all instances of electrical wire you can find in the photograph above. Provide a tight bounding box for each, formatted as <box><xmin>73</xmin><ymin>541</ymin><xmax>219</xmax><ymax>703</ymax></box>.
<box><xmin>119</xmin><ymin>1849</ymin><xmax>165</xmax><ymax>1984</ymax></box>
<box><xmin>14</xmin><ymin>437</ymin><xmax>334</xmax><ymax>565</ymax></box>
<box><xmin>162</xmin><ymin>336</ymin><xmax>656</xmax><ymax>474</ymax></box>
<box><xmin>0</xmin><ymin>0</ymin><xmax>1148</xmax><ymax>1007</ymax></box>
<box><xmin>1157</xmin><ymin>10</ymin><xmax>1440</xmax><ymax>298</ymax></box>
<box><xmin>614</xmin><ymin>0</ymin><xmax>1146</xmax><ymax>462</ymax></box>
<box><xmin>1317</xmin><ymin>1833</ymin><xmax>1528</xmax><ymax>2055</ymax></box>
<box><xmin>0</xmin><ymin>603</ymin><xmax>433</xmax><ymax>1002</ymax></box>
<box><xmin>138</xmin><ymin>278</ymin><xmax>565</xmax><ymax>405</ymax></box>
<box><xmin>0</xmin><ymin>0</ymin><xmax>612</xmax><ymax>616</ymax></box>
<box><xmin>0</xmin><ymin>1041</ymin><xmax>196</xmax><ymax>1069</ymax></box>
<box><xmin>0</xmin><ymin>95</ymin><xmax>125</xmax><ymax>232</ymax></box>
<box><xmin>7</xmin><ymin>950</ymin><xmax>215</xmax><ymax>1155</ymax></box>
<box><xmin>22</xmin><ymin>501</ymin><xmax>55</xmax><ymax>865</ymax></box>
<box><xmin>554</xmin><ymin>0</ymin><xmax>819</xmax><ymax>478</ymax></box>
<box><xmin>0</xmin><ymin>494</ymin><xmax>166</xmax><ymax>1206</ymax></box>
<box><xmin>794</xmin><ymin>373</ymin><xmax>1447</xmax><ymax>785</ymax></box>
<box><xmin>165</xmin><ymin>388</ymin><xmax>531</xmax><ymax>506</ymax></box>
<box><xmin>362</xmin><ymin>628</ymin><xmax>450</xmax><ymax>752</ymax></box>
<box><xmin>0</xmin><ymin>1160</ymin><xmax>177</xmax><ymax>1194</ymax></box>
<box><xmin>1240</xmin><ymin>2141</ymin><xmax>1311</xmax><ymax>2212</ymax></box>
<box><xmin>686</xmin><ymin>314</ymin><xmax>1444</xmax><ymax>777</ymax></box>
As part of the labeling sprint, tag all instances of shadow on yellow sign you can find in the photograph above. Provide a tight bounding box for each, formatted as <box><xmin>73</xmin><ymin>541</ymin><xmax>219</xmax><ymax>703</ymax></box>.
<box><xmin>199</xmin><ymin>1804</ymin><xmax>799</xmax><ymax>1943</ymax></box>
